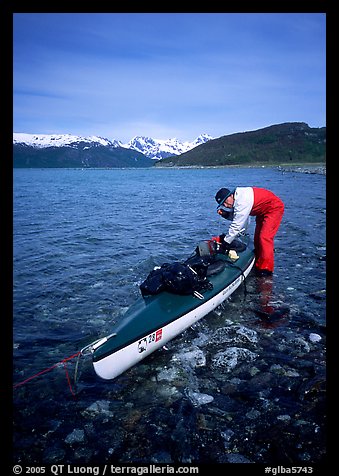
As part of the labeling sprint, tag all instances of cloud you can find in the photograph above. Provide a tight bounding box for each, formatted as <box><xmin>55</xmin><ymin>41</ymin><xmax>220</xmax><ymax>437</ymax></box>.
<box><xmin>13</xmin><ymin>13</ymin><xmax>326</xmax><ymax>142</ymax></box>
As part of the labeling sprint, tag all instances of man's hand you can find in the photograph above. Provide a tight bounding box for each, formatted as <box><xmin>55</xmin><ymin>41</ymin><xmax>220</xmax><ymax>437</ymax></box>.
<box><xmin>217</xmin><ymin>234</ymin><xmax>231</xmax><ymax>253</ymax></box>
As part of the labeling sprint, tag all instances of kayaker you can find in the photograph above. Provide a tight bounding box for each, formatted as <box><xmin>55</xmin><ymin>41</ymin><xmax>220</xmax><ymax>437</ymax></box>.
<box><xmin>215</xmin><ymin>187</ymin><xmax>284</xmax><ymax>276</ymax></box>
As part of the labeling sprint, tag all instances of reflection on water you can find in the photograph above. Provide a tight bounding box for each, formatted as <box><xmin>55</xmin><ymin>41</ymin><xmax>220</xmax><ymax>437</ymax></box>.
<box><xmin>252</xmin><ymin>276</ymin><xmax>290</xmax><ymax>328</ymax></box>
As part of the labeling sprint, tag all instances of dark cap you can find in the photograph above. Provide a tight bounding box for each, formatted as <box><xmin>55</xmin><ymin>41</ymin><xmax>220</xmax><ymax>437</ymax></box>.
<box><xmin>215</xmin><ymin>188</ymin><xmax>232</xmax><ymax>206</ymax></box>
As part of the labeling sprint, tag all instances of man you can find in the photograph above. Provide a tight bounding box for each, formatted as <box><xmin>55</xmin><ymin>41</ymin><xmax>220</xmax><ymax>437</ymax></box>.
<box><xmin>215</xmin><ymin>187</ymin><xmax>284</xmax><ymax>276</ymax></box>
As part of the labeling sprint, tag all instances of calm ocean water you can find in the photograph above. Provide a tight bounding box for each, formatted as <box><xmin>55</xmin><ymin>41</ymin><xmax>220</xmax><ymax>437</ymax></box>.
<box><xmin>13</xmin><ymin>167</ymin><xmax>326</xmax><ymax>466</ymax></box>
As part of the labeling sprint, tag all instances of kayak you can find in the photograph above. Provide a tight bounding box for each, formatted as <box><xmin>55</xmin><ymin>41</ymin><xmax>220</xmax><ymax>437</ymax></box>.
<box><xmin>89</xmin><ymin>237</ymin><xmax>255</xmax><ymax>380</ymax></box>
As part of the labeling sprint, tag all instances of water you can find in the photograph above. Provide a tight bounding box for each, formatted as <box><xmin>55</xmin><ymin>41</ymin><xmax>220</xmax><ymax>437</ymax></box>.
<box><xmin>13</xmin><ymin>167</ymin><xmax>326</xmax><ymax>465</ymax></box>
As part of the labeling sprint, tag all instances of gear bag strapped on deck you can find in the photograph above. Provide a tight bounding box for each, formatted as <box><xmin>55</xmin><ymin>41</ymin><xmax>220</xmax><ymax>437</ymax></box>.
<box><xmin>140</xmin><ymin>261</ymin><xmax>213</xmax><ymax>297</ymax></box>
<box><xmin>139</xmin><ymin>237</ymin><xmax>247</xmax><ymax>298</ymax></box>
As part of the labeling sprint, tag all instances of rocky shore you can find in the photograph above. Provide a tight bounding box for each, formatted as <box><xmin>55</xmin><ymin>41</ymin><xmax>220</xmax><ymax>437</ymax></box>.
<box><xmin>277</xmin><ymin>165</ymin><xmax>326</xmax><ymax>175</ymax></box>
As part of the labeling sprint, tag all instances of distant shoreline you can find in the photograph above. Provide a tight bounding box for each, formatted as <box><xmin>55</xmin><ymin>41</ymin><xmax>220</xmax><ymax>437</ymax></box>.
<box><xmin>155</xmin><ymin>162</ymin><xmax>326</xmax><ymax>174</ymax></box>
<box><xmin>13</xmin><ymin>163</ymin><xmax>326</xmax><ymax>174</ymax></box>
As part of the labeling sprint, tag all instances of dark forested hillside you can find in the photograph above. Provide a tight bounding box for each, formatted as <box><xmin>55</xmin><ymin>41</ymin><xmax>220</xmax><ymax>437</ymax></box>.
<box><xmin>156</xmin><ymin>123</ymin><xmax>326</xmax><ymax>167</ymax></box>
<box><xmin>13</xmin><ymin>144</ymin><xmax>154</xmax><ymax>168</ymax></box>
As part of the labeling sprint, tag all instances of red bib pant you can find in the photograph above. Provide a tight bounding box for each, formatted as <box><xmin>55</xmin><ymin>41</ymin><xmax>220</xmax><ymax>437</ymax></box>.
<box><xmin>251</xmin><ymin>187</ymin><xmax>284</xmax><ymax>272</ymax></box>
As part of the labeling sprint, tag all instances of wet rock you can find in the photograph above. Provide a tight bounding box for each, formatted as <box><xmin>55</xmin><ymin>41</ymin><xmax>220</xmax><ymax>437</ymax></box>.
<box><xmin>151</xmin><ymin>451</ymin><xmax>173</xmax><ymax>463</ymax></box>
<box><xmin>246</xmin><ymin>409</ymin><xmax>261</xmax><ymax>420</ymax></box>
<box><xmin>221</xmin><ymin>428</ymin><xmax>235</xmax><ymax>447</ymax></box>
<box><xmin>191</xmin><ymin>332</ymin><xmax>210</xmax><ymax>346</ymax></box>
<box><xmin>309</xmin><ymin>289</ymin><xmax>326</xmax><ymax>300</ymax></box>
<box><xmin>227</xmin><ymin>453</ymin><xmax>253</xmax><ymax>463</ymax></box>
<box><xmin>291</xmin><ymin>337</ymin><xmax>311</xmax><ymax>353</ymax></box>
<box><xmin>104</xmin><ymin>427</ymin><xmax>125</xmax><ymax>457</ymax></box>
<box><xmin>196</xmin><ymin>412</ymin><xmax>219</xmax><ymax>431</ymax></box>
<box><xmin>277</xmin><ymin>414</ymin><xmax>291</xmax><ymax>422</ymax></box>
<box><xmin>43</xmin><ymin>446</ymin><xmax>66</xmax><ymax>463</ymax></box>
<box><xmin>122</xmin><ymin>408</ymin><xmax>143</xmax><ymax>430</ymax></box>
<box><xmin>171</xmin><ymin>346</ymin><xmax>206</xmax><ymax>368</ymax></box>
<box><xmin>309</xmin><ymin>333</ymin><xmax>322</xmax><ymax>343</ymax></box>
<box><xmin>248</xmin><ymin>371</ymin><xmax>273</xmax><ymax>387</ymax></box>
<box><xmin>82</xmin><ymin>400</ymin><xmax>113</xmax><ymax>417</ymax></box>
<box><xmin>157</xmin><ymin>366</ymin><xmax>183</xmax><ymax>382</ymax></box>
<box><xmin>73</xmin><ymin>446</ymin><xmax>93</xmax><ymax>462</ymax></box>
<box><xmin>186</xmin><ymin>390</ymin><xmax>214</xmax><ymax>407</ymax></box>
<box><xmin>277</xmin><ymin>335</ymin><xmax>311</xmax><ymax>355</ymax></box>
<box><xmin>156</xmin><ymin>384</ymin><xmax>182</xmax><ymax>402</ymax></box>
<box><xmin>221</xmin><ymin>382</ymin><xmax>239</xmax><ymax>395</ymax></box>
<box><xmin>170</xmin><ymin>398</ymin><xmax>199</xmax><ymax>462</ymax></box>
<box><xmin>249</xmin><ymin>366</ymin><xmax>260</xmax><ymax>376</ymax></box>
<box><xmin>212</xmin><ymin>347</ymin><xmax>257</xmax><ymax>372</ymax></box>
<box><xmin>285</xmin><ymin>369</ymin><xmax>300</xmax><ymax>377</ymax></box>
<box><xmin>297</xmin><ymin>375</ymin><xmax>326</xmax><ymax>401</ymax></box>
<box><xmin>298</xmin><ymin>452</ymin><xmax>312</xmax><ymax>461</ymax></box>
<box><xmin>41</xmin><ymin>419</ymin><xmax>62</xmax><ymax>437</ymax></box>
<box><xmin>211</xmin><ymin>325</ymin><xmax>258</xmax><ymax>346</ymax></box>
<box><xmin>65</xmin><ymin>428</ymin><xmax>85</xmax><ymax>444</ymax></box>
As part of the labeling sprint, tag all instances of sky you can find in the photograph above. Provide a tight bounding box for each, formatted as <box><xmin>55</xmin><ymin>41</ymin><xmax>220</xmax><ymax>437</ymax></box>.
<box><xmin>13</xmin><ymin>13</ymin><xmax>326</xmax><ymax>143</ymax></box>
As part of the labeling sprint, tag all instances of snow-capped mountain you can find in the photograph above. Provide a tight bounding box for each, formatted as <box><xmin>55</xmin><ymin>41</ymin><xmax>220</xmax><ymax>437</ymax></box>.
<box><xmin>13</xmin><ymin>133</ymin><xmax>153</xmax><ymax>168</ymax></box>
<box><xmin>122</xmin><ymin>134</ymin><xmax>213</xmax><ymax>160</ymax></box>
<box><xmin>13</xmin><ymin>133</ymin><xmax>213</xmax><ymax>160</ymax></box>
<box><xmin>13</xmin><ymin>133</ymin><xmax>122</xmax><ymax>149</ymax></box>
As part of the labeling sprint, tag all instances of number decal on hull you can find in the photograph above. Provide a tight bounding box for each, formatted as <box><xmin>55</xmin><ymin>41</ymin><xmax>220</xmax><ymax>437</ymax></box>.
<box><xmin>138</xmin><ymin>329</ymin><xmax>163</xmax><ymax>353</ymax></box>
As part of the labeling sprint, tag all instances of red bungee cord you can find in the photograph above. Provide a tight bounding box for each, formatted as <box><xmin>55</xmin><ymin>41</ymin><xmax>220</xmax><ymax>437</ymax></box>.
<box><xmin>13</xmin><ymin>351</ymin><xmax>82</xmax><ymax>397</ymax></box>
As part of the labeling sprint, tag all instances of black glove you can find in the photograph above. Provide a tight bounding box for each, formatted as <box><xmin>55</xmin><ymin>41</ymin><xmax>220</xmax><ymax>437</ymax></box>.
<box><xmin>217</xmin><ymin>235</ymin><xmax>231</xmax><ymax>253</ymax></box>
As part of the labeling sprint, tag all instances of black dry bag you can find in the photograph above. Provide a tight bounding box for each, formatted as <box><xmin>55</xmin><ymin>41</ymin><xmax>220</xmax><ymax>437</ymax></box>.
<box><xmin>140</xmin><ymin>261</ymin><xmax>211</xmax><ymax>297</ymax></box>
